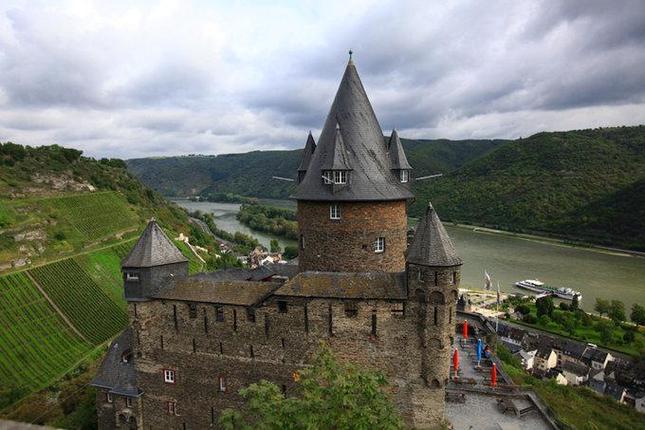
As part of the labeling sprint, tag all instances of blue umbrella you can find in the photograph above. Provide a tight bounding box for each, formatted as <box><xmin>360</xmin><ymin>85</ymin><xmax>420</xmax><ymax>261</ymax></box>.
<box><xmin>476</xmin><ymin>338</ymin><xmax>482</xmax><ymax>365</ymax></box>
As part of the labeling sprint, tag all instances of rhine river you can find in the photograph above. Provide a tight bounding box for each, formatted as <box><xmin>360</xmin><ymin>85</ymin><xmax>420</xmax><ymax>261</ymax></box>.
<box><xmin>172</xmin><ymin>198</ymin><xmax>645</xmax><ymax>312</ymax></box>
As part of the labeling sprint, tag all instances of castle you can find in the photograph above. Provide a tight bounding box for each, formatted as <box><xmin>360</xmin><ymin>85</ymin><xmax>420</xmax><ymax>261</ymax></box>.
<box><xmin>92</xmin><ymin>56</ymin><xmax>463</xmax><ymax>429</ymax></box>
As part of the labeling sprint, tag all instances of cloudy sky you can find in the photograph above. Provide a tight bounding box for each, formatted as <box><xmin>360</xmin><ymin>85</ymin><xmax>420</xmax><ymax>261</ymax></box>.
<box><xmin>1</xmin><ymin>0</ymin><xmax>644</xmax><ymax>159</ymax></box>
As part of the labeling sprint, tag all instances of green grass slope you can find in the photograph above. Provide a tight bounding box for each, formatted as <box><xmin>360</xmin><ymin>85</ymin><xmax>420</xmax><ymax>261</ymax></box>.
<box><xmin>410</xmin><ymin>126</ymin><xmax>645</xmax><ymax>250</ymax></box>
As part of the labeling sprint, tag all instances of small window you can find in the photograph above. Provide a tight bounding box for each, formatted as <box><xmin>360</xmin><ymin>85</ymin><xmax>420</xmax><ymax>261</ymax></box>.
<box><xmin>330</xmin><ymin>204</ymin><xmax>341</xmax><ymax>220</ymax></box>
<box><xmin>400</xmin><ymin>170</ymin><xmax>409</xmax><ymax>183</ymax></box>
<box><xmin>344</xmin><ymin>302</ymin><xmax>358</xmax><ymax>318</ymax></box>
<box><xmin>391</xmin><ymin>302</ymin><xmax>405</xmax><ymax>317</ymax></box>
<box><xmin>300</xmin><ymin>234</ymin><xmax>305</xmax><ymax>250</ymax></box>
<box><xmin>278</xmin><ymin>301</ymin><xmax>288</xmax><ymax>313</ymax></box>
<box><xmin>121</xmin><ymin>349</ymin><xmax>132</xmax><ymax>363</ymax></box>
<box><xmin>126</xmin><ymin>397</ymin><xmax>133</xmax><ymax>408</ymax></box>
<box><xmin>106</xmin><ymin>392</ymin><xmax>113</xmax><ymax>403</ymax></box>
<box><xmin>452</xmin><ymin>272</ymin><xmax>457</xmax><ymax>285</ymax></box>
<box><xmin>215</xmin><ymin>306</ymin><xmax>225</xmax><ymax>322</ymax></box>
<box><xmin>374</xmin><ymin>237</ymin><xmax>385</xmax><ymax>253</ymax></box>
<box><xmin>167</xmin><ymin>401</ymin><xmax>176</xmax><ymax>415</ymax></box>
<box><xmin>126</xmin><ymin>272</ymin><xmax>139</xmax><ymax>281</ymax></box>
<box><xmin>247</xmin><ymin>308</ymin><xmax>256</xmax><ymax>323</ymax></box>
<box><xmin>188</xmin><ymin>303</ymin><xmax>197</xmax><ymax>319</ymax></box>
<box><xmin>322</xmin><ymin>171</ymin><xmax>332</xmax><ymax>184</ymax></box>
<box><xmin>333</xmin><ymin>170</ymin><xmax>347</xmax><ymax>184</ymax></box>
<box><xmin>163</xmin><ymin>369</ymin><xmax>176</xmax><ymax>384</ymax></box>
<box><xmin>218</xmin><ymin>376</ymin><xmax>226</xmax><ymax>392</ymax></box>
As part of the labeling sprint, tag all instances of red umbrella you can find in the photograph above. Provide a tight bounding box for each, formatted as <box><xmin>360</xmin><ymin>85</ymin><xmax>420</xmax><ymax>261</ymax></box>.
<box><xmin>462</xmin><ymin>319</ymin><xmax>469</xmax><ymax>340</ymax></box>
<box><xmin>452</xmin><ymin>348</ymin><xmax>459</xmax><ymax>378</ymax></box>
<box><xmin>491</xmin><ymin>363</ymin><xmax>497</xmax><ymax>387</ymax></box>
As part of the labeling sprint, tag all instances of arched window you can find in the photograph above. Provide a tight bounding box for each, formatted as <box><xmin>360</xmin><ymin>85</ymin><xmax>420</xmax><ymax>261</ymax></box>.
<box><xmin>430</xmin><ymin>379</ymin><xmax>441</xmax><ymax>388</ymax></box>
<box><xmin>429</xmin><ymin>291</ymin><xmax>445</xmax><ymax>305</ymax></box>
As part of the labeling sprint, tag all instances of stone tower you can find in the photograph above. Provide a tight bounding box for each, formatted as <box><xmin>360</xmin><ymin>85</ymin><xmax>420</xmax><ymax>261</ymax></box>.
<box><xmin>293</xmin><ymin>58</ymin><xmax>413</xmax><ymax>273</ymax></box>
<box><xmin>406</xmin><ymin>203</ymin><xmax>462</xmax><ymax>425</ymax></box>
<box><xmin>121</xmin><ymin>219</ymin><xmax>188</xmax><ymax>301</ymax></box>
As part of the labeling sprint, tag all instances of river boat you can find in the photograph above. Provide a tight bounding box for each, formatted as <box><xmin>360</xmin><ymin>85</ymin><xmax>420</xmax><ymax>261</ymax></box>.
<box><xmin>514</xmin><ymin>279</ymin><xmax>582</xmax><ymax>301</ymax></box>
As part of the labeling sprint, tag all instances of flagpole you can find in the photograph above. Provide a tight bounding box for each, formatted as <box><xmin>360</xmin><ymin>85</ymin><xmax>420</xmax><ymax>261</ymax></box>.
<box><xmin>496</xmin><ymin>281</ymin><xmax>500</xmax><ymax>333</ymax></box>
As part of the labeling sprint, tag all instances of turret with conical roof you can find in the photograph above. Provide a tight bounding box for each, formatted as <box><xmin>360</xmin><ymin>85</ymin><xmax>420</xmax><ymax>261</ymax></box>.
<box><xmin>406</xmin><ymin>201</ymin><xmax>461</xmax><ymax>402</ymax></box>
<box><xmin>122</xmin><ymin>220</ymin><xmax>188</xmax><ymax>301</ymax></box>
<box><xmin>294</xmin><ymin>56</ymin><xmax>412</xmax><ymax>273</ymax></box>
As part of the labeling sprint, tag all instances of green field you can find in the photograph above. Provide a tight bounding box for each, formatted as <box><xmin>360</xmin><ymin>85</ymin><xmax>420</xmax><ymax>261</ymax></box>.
<box><xmin>0</xmin><ymin>273</ymin><xmax>92</xmax><ymax>394</ymax></box>
<box><xmin>28</xmin><ymin>259</ymin><xmax>128</xmax><ymax>345</ymax></box>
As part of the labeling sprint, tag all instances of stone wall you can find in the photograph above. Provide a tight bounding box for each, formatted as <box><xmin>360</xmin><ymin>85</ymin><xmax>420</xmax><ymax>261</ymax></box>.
<box><xmin>297</xmin><ymin>200</ymin><xmax>408</xmax><ymax>273</ymax></box>
<box><xmin>95</xmin><ymin>390</ymin><xmax>142</xmax><ymax>430</ymax></box>
<box><xmin>127</xmin><ymin>270</ymin><xmax>459</xmax><ymax>430</ymax></box>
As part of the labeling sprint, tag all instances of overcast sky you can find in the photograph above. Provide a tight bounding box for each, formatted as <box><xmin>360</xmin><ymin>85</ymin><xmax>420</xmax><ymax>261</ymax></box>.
<box><xmin>1</xmin><ymin>0</ymin><xmax>644</xmax><ymax>159</ymax></box>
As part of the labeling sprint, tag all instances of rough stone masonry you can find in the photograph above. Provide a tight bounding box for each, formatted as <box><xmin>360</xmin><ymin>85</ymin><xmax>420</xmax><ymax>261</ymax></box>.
<box><xmin>92</xmin><ymin>56</ymin><xmax>463</xmax><ymax>429</ymax></box>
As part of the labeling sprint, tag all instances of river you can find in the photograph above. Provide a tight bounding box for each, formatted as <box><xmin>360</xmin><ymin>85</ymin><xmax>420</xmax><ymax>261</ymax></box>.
<box><xmin>172</xmin><ymin>198</ymin><xmax>645</xmax><ymax>312</ymax></box>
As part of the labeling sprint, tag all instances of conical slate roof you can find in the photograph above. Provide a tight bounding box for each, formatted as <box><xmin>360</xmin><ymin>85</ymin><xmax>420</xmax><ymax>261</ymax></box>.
<box><xmin>122</xmin><ymin>220</ymin><xmax>187</xmax><ymax>268</ymax></box>
<box><xmin>407</xmin><ymin>203</ymin><xmax>462</xmax><ymax>267</ymax></box>
<box><xmin>320</xmin><ymin>123</ymin><xmax>351</xmax><ymax>170</ymax></box>
<box><xmin>388</xmin><ymin>129</ymin><xmax>412</xmax><ymax>170</ymax></box>
<box><xmin>297</xmin><ymin>132</ymin><xmax>317</xmax><ymax>172</ymax></box>
<box><xmin>292</xmin><ymin>59</ymin><xmax>413</xmax><ymax>201</ymax></box>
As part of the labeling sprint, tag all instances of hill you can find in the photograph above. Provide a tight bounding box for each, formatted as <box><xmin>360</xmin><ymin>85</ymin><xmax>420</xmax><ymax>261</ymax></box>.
<box><xmin>126</xmin><ymin>137</ymin><xmax>505</xmax><ymax>198</ymax></box>
<box><xmin>0</xmin><ymin>143</ymin><xmax>235</xmax><ymax>410</ymax></box>
<box><xmin>128</xmin><ymin>126</ymin><xmax>645</xmax><ymax>251</ymax></box>
<box><xmin>410</xmin><ymin>126</ymin><xmax>645</xmax><ymax>250</ymax></box>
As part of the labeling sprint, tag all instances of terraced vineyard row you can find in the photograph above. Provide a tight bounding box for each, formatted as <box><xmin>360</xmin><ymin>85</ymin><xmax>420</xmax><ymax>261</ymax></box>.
<box><xmin>0</xmin><ymin>273</ymin><xmax>91</xmax><ymax>392</ymax></box>
<box><xmin>48</xmin><ymin>192</ymin><xmax>137</xmax><ymax>241</ymax></box>
<box><xmin>29</xmin><ymin>259</ymin><xmax>128</xmax><ymax>345</ymax></box>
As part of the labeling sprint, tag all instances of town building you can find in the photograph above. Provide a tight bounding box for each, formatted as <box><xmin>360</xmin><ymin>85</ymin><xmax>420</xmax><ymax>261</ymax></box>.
<box><xmin>92</xmin><ymin>56</ymin><xmax>462</xmax><ymax>429</ymax></box>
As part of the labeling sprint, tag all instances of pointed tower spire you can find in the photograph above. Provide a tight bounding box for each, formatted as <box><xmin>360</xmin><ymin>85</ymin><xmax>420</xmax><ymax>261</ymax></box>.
<box><xmin>122</xmin><ymin>220</ymin><xmax>187</xmax><ymax>268</ymax></box>
<box><xmin>297</xmin><ymin>131</ymin><xmax>317</xmax><ymax>172</ymax></box>
<box><xmin>293</xmin><ymin>57</ymin><xmax>413</xmax><ymax>201</ymax></box>
<box><xmin>388</xmin><ymin>129</ymin><xmax>412</xmax><ymax>170</ymax></box>
<box><xmin>407</xmin><ymin>203</ymin><xmax>462</xmax><ymax>267</ymax></box>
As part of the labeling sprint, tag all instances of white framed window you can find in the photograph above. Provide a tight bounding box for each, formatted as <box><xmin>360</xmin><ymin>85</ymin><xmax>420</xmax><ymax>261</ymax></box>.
<box><xmin>400</xmin><ymin>170</ymin><xmax>409</xmax><ymax>183</ymax></box>
<box><xmin>329</xmin><ymin>204</ymin><xmax>341</xmax><ymax>220</ymax></box>
<box><xmin>126</xmin><ymin>272</ymin><xmax>139</xmax><ymax>281</ymax></box>
<box><xmin>322</xmin><ymin>171</ymin><xmax>332</xmax><ymax>184</ymax></box>
<box><xmin>374</xmin><ymin>237</ymin><xmax>385</xmax><ymax>253</ymax></box>
<box><xmin>166</xmin><ymin>401</ymin><xmax>176</xmax><ymax>415</ymax></box>
<box><xmin>163</xmin><ymin>369</ymin><xmax>176</xmax><ymax>384</ymax></box>
<box><xmin>218</xmin><ymin>376</ymin><xmax>227</xmax><ymax>392</ymax></box>
<box><xmin>106</xmin><ymin>392</ymin><xmax>113</xmax><ymax>403</ymax></box>
<box><xmin>333</xmin><ymin>170</ymin><xmax>347</xmax><ymax>184</ymax></box>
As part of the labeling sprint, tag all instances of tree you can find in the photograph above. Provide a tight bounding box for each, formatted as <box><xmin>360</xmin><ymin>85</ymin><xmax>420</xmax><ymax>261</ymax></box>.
<box><xmin>219</xmin><ymin>345</ymin><xmax>404</xmax><ymax>429</ymax></box>
<box><xmin>571</xmin><ymin>294</ymin><xmax>580</xmax><ymax>311</ymax></box>
<box><xmin>631</xmin><ymin>304</ymin><xmax>645</xmax><ymax>326</ymax></box>
<box><xmin>515</xmin><ymin>304</ymin><xmax>531</xmax><ymax>316</ymax></box>
<box><xmin>536</xmin><ymin>296</ymin><xmax>554</xmax><ymax>318</ymax></box>
<box><xmin>608</xmin><ymin>300</ymin><xmax>626</xmax><ymax>324</ymax></box>
<box><xmin>623</xmin><ymin>329</ymin><xmax>636</xmax><ymax>344</ymax></box>
<box><xmin>270</xmin><ymin>239</ymin><xmax>281</xmax><ymax>253</ymax></box>
<box><xmin>283</xmin><ymin>245</ymin><xmax>298</xmax><ymax>260</ymax></box>
<box><xmin>594</xmin><ymin>298</ymin><xmax>610</xmax><ymax>316</ymax></box>
<box><xmin>596</xmin><ymin>321</ymin><xmax>613</xmax><ymax>345</ymax></box>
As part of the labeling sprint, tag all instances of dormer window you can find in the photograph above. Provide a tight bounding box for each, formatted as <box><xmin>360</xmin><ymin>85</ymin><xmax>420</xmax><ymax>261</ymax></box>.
<box><xmin>126</xmin><ymin>272</ymin><xmax>139</xmax><ymax>281</ymax></box>
<box><xmin>400</xmin><ymin>170</ymin><xmax>409</xmax><ymax>183</ymax></box>
<box><xmin>323</xmin><ymin>170</ymin><xmax>348</xmax><ymax>185</ymax></box>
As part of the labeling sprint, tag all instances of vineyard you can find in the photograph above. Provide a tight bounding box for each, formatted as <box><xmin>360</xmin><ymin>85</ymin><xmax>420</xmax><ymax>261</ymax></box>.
<box><xmin>47</xmin><ymin>192</ymin><xmax>138</xmax><ymax>240</ymax></box>
<box><xmin>0</xmin><ymin>273</ymin><xmax>91</xmax><ymax>394</ymax></box>
<box><xmin>29</xmin><ymin>259</ymin><xmax>128</xmax><ymax>345</ymax></box>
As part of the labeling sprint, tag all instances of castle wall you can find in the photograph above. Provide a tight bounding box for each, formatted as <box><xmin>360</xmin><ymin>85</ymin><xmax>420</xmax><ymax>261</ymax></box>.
<box><xmin>128</xmin><ymin>285</ymin><xmax>457</xmax><ymax>429</ymax></box>
<box><xmin>297</xmin><ymin>200</ymin><xmax>407</xmax><ymax>273</ymax></box>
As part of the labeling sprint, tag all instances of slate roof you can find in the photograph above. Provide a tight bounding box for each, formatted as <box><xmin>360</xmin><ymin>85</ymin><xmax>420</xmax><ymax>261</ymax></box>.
<box><xmin>535</xmin><ymin>345</ymin><xmax>554</xmax><ymax>360</ymax></box>
<box><xmin>297</xmin><ymin>132</ymin><xmax>317</xmax><ymax>172</ymax></box>
<box><xmin>407</xmin><ymin>203</ymin><xmax>463</xmax><ymax>267</ymax></box>
<box><xmin>122</xmin><ymin>220</ymin><xmax>187</xmax><ymax>268</ymax></box>
<box><xmin>91</xmin><ymin>328</ymin><xmax>140</xmax><ymax>397</ymax></box>
<box><xmin>388</xmin><ymin>130</ymin><xmax>412</xmax><ymax>170</ymax></box>
<box><xmin>292</xmin><ymin>59</ymin><xmax>413</xmax><ymax>202</ymax></box>
<box><xmin>154</xmin><ymin>277</ymin><xmax>281</xmax><ymax>306</ymax></box>
<box><xmin>563</xmin><ymin>361</ymin><xmax>590</xmax><ymax>377</ymax></box>
<box><xmin>320</xmin><ymin>123</ymin><xmax>352</xmax><ymax>170</ymax></box>
<box><xmin>274</xmin><ymin>271</ymin><xmax>407</xmax><ymax>300</ymax></box>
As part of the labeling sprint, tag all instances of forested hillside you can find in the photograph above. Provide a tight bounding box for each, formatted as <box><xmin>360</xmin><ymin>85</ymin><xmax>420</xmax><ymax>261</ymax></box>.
<box><xmin>127</xmin><ymin>137</ymin><xmax>505</xmax><ymax>198</ymax></box>
<box><xmin>410</xmin><ymin>126</ymin><xmax>645</xmax><ymax>250</ymax></box>
<box><xmin>128</xmin><ymin>126</ymin><xmax>645</xmax><ymax>250</ymax></box>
